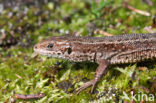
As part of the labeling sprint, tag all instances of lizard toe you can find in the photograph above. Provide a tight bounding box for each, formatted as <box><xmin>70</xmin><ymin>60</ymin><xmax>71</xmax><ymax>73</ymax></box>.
<box><xmin>76</xmin><ymin>80</ymin><xmax>93</xmax><ymax>95</ymax></box>
<box><xmin>91</xmin><ymin>81</ymin><xmax>97</xmax><ymax>93</ymax></box>
<box><xmin>76</xmin><ymin>79</ymin><xmax>99</xmax><ymax>94</ymax></box>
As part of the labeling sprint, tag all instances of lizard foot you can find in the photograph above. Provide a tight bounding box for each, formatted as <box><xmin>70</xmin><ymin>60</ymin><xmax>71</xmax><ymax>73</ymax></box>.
<box><xmin>76</xmin><ymin>60</ymin><xmax>109</xmax><ymax>94</ymax></box>
<box><xmin>76</xmin><ymin>79</ymin><xmax>98</xmax><ymax>94</ymax></box>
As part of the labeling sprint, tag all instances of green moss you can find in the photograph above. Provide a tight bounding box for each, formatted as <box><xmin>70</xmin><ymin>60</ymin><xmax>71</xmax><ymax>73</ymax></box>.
<box><xmin>0</xmin><ymin>0</ymin><xmax>156</xmax><ymax>102</ymax></box>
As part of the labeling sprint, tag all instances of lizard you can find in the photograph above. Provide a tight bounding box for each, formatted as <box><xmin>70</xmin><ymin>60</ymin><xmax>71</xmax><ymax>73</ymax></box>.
<box><xmin>34</xmin><ymin>33</ymin><xmax>156</xmax><ymax>94</ymax></box>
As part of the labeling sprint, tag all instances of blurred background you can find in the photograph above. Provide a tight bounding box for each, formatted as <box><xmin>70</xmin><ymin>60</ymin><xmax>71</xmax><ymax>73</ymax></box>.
<box><xmin>0</xmin><ymin>0</ymin><xmax>156</xmax><ymax>102</ymax></box>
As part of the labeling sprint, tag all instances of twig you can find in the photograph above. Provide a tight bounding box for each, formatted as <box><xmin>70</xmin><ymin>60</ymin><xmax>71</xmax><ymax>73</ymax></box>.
<box><xmin>152</xmin><ymin>16</ymin><xmax>156</xmax><ymax>28</ymax></box>
<box><xmin>15</xmin><ymin>74</ymin><xmax>22</xmax><ymax>79</ymax></box>
<box><xmin>144</xmin><ymin>26</ymin><xmax>155</xmax><ymax>33</ymax></box>
<box><xmin>143</xmin><ymin>0</ymin><xmax>153</xmax><ymax>6</ymax></box>
<box><xmin>123</xmin><ymin>2</ymin><xmax>151</xmax><ymax>16</ymax></box>
<box><xmin>94</xmin><ymin>29</ymin><xmax>113</xmax><ymax>36</ymax></box>
<box><xmin>139</xmin><ymin>67</ymin><xmax>148</xmax><ymax>71</ymax></box>
<box><xmin>15</xmin><ymin>93</ymin><xmax>45</xmax><ymax>100</ymax></box>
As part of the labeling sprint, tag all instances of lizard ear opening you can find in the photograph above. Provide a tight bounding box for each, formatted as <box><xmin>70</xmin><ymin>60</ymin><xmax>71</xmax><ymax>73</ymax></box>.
<box><xmin>67</xmin><ymin>47</ymin><xmax>72</xmax><ymax>54</ymax></box>
<box><xmin>47</xmin><ymin>43</ymin><xmax>54</xmax><ymax>48</ymax></box>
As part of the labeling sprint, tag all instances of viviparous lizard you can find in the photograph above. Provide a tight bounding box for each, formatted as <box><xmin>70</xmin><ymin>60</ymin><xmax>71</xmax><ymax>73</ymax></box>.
<box><xmin>34</xmin><ymin>33</ymin><xmax>156</xmax><ymax>94</ymax></box>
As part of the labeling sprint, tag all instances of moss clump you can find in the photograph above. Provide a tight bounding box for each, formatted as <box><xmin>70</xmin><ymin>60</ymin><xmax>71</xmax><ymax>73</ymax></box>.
<box><xmin>0</xmin><ymin>0</ymin><xmax>156</xmax><ymax>102</ymax></box>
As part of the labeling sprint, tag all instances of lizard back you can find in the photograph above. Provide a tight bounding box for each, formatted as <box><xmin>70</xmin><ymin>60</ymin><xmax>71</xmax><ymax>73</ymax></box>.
<box><xmin>34</xmin><ymin>33</ymin><xmax>156</xmax><ymax>64</ymax></box>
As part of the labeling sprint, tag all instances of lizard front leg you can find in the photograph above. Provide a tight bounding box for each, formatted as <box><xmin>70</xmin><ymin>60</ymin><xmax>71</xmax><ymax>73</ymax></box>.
<box><xmin>76</xmin><ymin>60</ymin><xmax>110</xmax><ymax>94</ymax></box>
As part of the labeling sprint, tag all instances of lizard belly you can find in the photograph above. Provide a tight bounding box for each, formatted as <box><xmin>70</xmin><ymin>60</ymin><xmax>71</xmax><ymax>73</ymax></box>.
<box><xmin>110</xmin><ymin>48</ymin><xmax>156</xmax><ymax>64</ymax></box>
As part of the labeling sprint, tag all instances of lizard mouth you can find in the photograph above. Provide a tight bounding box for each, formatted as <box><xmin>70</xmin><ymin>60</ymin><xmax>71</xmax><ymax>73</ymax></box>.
<box><xmin>33</xmin><ymin>44</ymin><xmax>47</xmax><ymax>55</ymax></box>
<box><xmin>34</xmin><ymin>44</ymin><xmax>66</xmax><ymax>59</ymax></box>
<box><xmin>33</xmin><ymin>44</ymin><xmax>40</xmax><ymax>53</ymax></box>
<box><xmin>34</xmin><ymin>45</ymin><xmax>47</xmax><ymax>55</ymax></box>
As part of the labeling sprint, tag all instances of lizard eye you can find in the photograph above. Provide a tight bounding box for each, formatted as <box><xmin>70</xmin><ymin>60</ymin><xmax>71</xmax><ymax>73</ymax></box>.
<box><xmin>67</xmin><ymin>47</ymin><xmax>72</xmax><ymax>54</ymax></box>
<box><xmin>47</xmin><ymin>43</ymin><xmax>53</xmax><ymax>48</ymax></box>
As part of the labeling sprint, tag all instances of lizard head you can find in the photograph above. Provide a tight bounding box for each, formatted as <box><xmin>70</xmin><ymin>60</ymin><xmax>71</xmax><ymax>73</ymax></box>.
<box><xmin>34</xmin><ymin>36</ymin><xmax>72</xmax><ymax>60</ymax></box>
<box><xmin>34</xmin><ymin>36</ymin><xmax>96</xmax><ymax>62</ymax></box>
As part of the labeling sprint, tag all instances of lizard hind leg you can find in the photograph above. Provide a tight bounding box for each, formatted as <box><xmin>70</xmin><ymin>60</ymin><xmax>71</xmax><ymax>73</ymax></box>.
<box><xmin>76</xmin><ymin>60</ymin><xmax>109</xmax><ymax>94</ymax></box>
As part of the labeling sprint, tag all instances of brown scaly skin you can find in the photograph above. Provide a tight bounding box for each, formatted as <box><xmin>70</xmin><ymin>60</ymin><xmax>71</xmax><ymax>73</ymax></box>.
<box><xmin>34</xmin><ymin>33</ymin><xmax>156</xmax><ymax>94</ymax></box>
